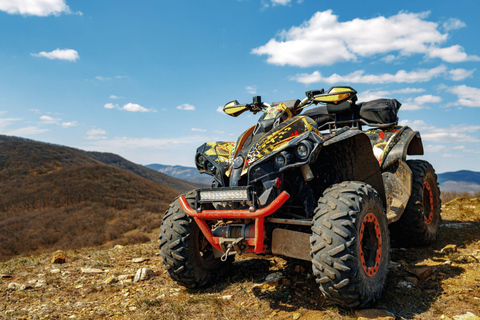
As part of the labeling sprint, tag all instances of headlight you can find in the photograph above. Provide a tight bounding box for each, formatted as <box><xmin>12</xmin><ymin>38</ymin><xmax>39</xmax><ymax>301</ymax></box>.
<box><xmin>295</xmin><ymin>141</ymin><xmax>312</xmax><ymax>160</ymax></box>
<box><xmin>274</xmin><ymin>154</ymin><xmax>286</xmax><ymax>168</ymax></box>
<box><xmin>200</xmin><ymin>188</ymin><xmax>249</xmax><ymax>201</ymax></box>
<box><xmin>233</xmin><ymin>156</ymin><xmax>244</xmax><ymax>169</ymax></box>
<box><xmin>196</xmin><ymin>154</ymin><xmax>206</xmax><ymax>168</ymax></box>
<box><xmin>206</xmin><ymin>161</ymin><xmax>216</xmax><ymax>173</ymax></box>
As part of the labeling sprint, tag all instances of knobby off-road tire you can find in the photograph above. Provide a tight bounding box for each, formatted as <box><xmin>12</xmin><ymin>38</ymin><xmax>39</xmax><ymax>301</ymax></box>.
<box><xmin>159</xmin><ymin>194</ymin><xmax>231</xmax><ymax>288</ymax></box>
<box><xmin>310</xmin><ymin>182</ymin><xmax>390</xmax><ymax>308</ymax></box>
<box><xmin>390</xmin><ymin>160</ymin><xmax>441</xmax><ymax>247</ymax></box>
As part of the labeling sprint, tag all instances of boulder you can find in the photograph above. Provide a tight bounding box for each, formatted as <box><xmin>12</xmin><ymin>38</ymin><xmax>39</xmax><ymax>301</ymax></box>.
<box><xmin>134</xmin><ymin>268</ymin><xmax>155</xmax><ymax>282</ymax></box>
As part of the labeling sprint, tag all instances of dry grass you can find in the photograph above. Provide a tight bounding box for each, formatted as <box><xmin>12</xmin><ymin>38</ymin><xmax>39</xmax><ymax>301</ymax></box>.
<box><xmin>441</xmin><ymin>190</ymin><xmax>480</xmax><ymax>203</ymax></box>
<box><xmin>0</xmin><ymin>136</ymin><xmax>179</xmax><ymax>261</ymax></box>
<box><xmin>1</xmin><ymin>197</ymin><xmax>479</xmax><ymax>319</ymax></box>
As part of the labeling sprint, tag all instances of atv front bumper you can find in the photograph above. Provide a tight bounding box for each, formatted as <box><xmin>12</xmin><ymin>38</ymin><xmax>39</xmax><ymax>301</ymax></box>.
<box><xmin>178</xmin><ymin>191</ymin><xmax>290</xmax><ymax>254</ymax></box>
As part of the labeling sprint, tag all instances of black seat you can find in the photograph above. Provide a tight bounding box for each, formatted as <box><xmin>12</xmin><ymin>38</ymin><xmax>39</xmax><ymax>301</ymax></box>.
<box><xmin>301</xmin><ymin>105</ymin><xmax>334</xmax><ymax>129</ymax></box>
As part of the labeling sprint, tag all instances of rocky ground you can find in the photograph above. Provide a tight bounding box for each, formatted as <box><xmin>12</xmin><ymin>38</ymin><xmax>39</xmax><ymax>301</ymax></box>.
<box><xmin>1</xmin><ymin>197</ymin><xmax>480</xmax><ymax>319</ymax></box>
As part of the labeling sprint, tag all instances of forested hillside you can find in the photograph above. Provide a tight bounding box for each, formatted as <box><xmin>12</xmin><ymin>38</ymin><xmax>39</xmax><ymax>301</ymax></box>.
<box><xmin>0</xmin><ymin>135</ymin><xmax>187</xmax><ymax>260</ymax></box>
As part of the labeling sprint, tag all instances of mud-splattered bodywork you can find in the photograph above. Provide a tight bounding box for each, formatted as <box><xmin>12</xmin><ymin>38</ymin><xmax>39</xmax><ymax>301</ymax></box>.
<box><xmin>195</xmin><ymin>103</ymin><xmax>323</xmax><ymax>188</ymax></box>
<box><xmin>194</xmin><ymin>99</ymin><xmax>424</xmax><ymax>222</ymax></box>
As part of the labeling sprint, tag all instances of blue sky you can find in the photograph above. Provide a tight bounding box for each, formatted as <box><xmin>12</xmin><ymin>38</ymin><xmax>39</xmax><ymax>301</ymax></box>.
<box><xmin>0</xmin><ymin>0</ymin><xmax>479</xmax><ymax>173</ymax></box>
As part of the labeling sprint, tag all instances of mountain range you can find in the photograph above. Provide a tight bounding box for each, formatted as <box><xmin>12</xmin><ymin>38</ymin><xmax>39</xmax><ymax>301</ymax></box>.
<box><xmin>148</xmin><ymin>163</ymin><xmax>480</xmax><ymax>193</ymax></box>
<box><xmin>145</xmin><ymin>163</ymin><xmax>213</xmax><ymax>185</ymax></box>
<box><xmin>437</xmin><ymin>170</ymin><xmax>480</xmax><ymax>193</ymax></box>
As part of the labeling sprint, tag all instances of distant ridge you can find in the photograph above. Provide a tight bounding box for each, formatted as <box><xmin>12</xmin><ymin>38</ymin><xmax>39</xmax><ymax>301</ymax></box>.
<box><xmin>146</xmin><ymin>163</ymin><xmax>213</xmax><ymax>185</ymax></box>
<box><xmin>85</xmin><ymin>152</ymin><xmax>207</xmax><ymax>193</ymax></box>
<box><xmin>438</xmin><ymin>170</ymin><xmax>480</xmax><ymax>192</ymax></box>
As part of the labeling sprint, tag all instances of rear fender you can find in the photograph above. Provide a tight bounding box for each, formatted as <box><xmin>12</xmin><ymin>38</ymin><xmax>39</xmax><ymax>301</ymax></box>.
<box><xmin>381</xmin><ymin>127</ymin><xmax>423</xmax><ymax>169</ymax></box>
<box><xmin>379</xmin><ymin>127</ymin><xmax>424</xmax><ymax>222</ymax></box>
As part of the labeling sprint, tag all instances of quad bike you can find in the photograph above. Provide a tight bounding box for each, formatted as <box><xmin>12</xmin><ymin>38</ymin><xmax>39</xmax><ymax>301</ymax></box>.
<box><xmin>159</xmin><ymin>87</ymin><xmax>441</xmax><ymax>308</ymax></box>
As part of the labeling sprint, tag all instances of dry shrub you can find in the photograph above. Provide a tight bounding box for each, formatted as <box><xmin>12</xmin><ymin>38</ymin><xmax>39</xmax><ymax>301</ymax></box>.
<box><xmin>441</xmin><ymin>190</ymin><xmax>480</xmax><ymax>203</ymax></box>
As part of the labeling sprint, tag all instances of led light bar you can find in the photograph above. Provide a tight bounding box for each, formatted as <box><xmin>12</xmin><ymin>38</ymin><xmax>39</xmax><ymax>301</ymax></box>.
<box><xmin>200</xmin><ymin>188</ymin><xmax>249</xmax><ymax>202</ymax></box>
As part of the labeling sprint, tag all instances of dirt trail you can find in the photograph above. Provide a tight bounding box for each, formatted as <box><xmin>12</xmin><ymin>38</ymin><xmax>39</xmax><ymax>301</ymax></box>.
<box><xmin>1</xmin><ymin>198</ymin><xmax>479</xmax><ymax>319</ymax></box>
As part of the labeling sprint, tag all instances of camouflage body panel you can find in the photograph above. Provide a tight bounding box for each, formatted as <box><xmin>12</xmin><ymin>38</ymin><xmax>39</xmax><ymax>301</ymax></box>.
<box><xmin>201</xmin><ymin>141</ymin><xmax>234</xmax><ymax>169</ymax></box>
<box><xmin>365</xmin><ymin>127</ymin><xmax>403</xmax><ymax>165</ymax></box>
<box><xmin>260</xmin><ymin>102</ymin><xmax>292</xmax><ymax>121</ymax></box>
<box><xmin>244</xmin><ymin>116</ymin><xmax>318</xmax><ymax>170</ymax></box>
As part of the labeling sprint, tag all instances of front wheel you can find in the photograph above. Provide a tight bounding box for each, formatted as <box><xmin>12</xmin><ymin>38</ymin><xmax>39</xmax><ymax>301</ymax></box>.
<box><xmin>310</xmin><ymin>182</ymin><xmax>390</xmax><ymax>308</ymax></box>
<box><xmin>159</xmin><ymin>194</ymin><xmax>231</xmax><ymax>288</ymax></box>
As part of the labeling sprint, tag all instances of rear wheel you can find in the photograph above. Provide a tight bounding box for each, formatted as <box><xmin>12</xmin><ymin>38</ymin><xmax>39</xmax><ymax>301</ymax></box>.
<box><xmin>390</xmin><ymin>160</ymin><xmax>441</xmax><ymax>247</ymax></box>
<box><xmin>310</xmin><ymin>182</ymin><xmax>390</xmax><ymax>308</ymax></box>
<box><xmin>159</xmin><ymin>193</ymin><xmax>231</xmax><ymax>288</ymax></box>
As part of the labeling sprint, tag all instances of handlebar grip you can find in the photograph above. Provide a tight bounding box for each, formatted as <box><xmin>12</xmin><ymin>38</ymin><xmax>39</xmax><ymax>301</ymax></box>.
<box><xmin>305</xmin><ymin>89</ymin><xmax>325</xmax><ymax>99</ymax></box>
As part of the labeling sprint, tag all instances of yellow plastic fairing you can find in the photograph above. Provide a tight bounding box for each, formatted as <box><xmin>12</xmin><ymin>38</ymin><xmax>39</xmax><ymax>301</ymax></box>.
<box><xmin>313</xmin><ymin>86</ymin><xmax>357</xmax><ymax>104</ymax></box>
<box><xmin>223</xmin><ymin>100</ymin><xmax>249</xmax><ymax>117</ymax></box>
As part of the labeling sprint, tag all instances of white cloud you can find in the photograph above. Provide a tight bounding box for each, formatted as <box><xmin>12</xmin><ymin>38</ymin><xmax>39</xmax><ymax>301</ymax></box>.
<box><xmin>463</xmin><ymin>149</ymin><xmax>480</xmax><ymax>154</ymax></box>
<box><xmin>95</xmin><ymin>76</ymin><xmax>111</xmax><ymax>81</ymax></box>
<box><xmin>61</xmin><ymin>121</ymin><xmax>77</xmax><ymax>128</ymax></box>
<box><xmin>413</xmin><ymin>95</ymin><xmax>442</xmax><ymax>105</ymax></box>
<box><xmin>109</xmin><ymin>95</ymin><xmax>123</xmax><ymax>99</ymax></box>
<box><xmin>214</xmin><ymin>130</ymin><xmax>225</xmax><ymax>134</ymax></box>
<box><xmin>425</xmin><ymin>145</ymin><xmax>447</xmax><ymax>153</ymax></box>
<box><xmin>191</xmin><ymin>128</ymin><xmax>207</xmax><ymax>132</ymax></box>
<box><xmin>271</xmin><ymin>0</ymin><xmax>291</xmax><ymax>6</ymax></box>
<box><xmin>252</xmin><ymin>11</ymin><xmax>477</xmax><ymax>67</ymax></box>
<box><xmin>448</xmin><ymin>68</ymin><xmax>475</xmax><ymax>81</ymax></box>
<box><xmin>86</xmin><ymin>128</ymin><xmax>107</xmax><ymax>140</ymax></box>
<box><xmin>447</xmin><ymin>85</ymin><xmax>480</xmax><ymax>108</ymax></box>
<box><xmin>392</xmin><ymin>88</ymin><xmax>425</xmax><ymax>94</ymax></box>
<box><xmin>400</xmin><ymin>95</ymin><xmax>442</xmax><ymax>111</ymax></box>
<box><xmin>428</xmin><ymin>45</ymin><xmax>480</xmax><ymax>63</ymax></box>
<box><xmin>443</xmin><ymin>18</ymin><xmax>466</xmax><ymax>31</ymax></box>
<box><xmin>0</xmin><ymin>114</ymin><xmax>48</xmax><ymax>137</ymax></box>
<box><xmin>400</xmin><ymin>120</ymin><xmax>480</xmax><ymax>143</ymax></box>
<box><xmin>0</xmin><ymin>117</ymin><xmax>22</xmax><ymax>129</ymax></box>
<box><xmin>357</xmin><ymin>88</ymin><xmax>432</xmax><ymax>109</ymax></box>
<box><xmin>246</xmin><ymin>86</ymin><xmax>257</xmax><ymax>95</ymax></box>
<box><xmin>262</xmin><ymin>0</ymin><xmax>299</xmax><ymax>8</ymax></box>
<box><xmin>94</xmin><ymin>76</ymin><xmax>127</xmax><ymax>82</ymax></box>
<box><xmin>40</xmin><ymin>115</ymin><xmax>60</xmax><ymax>124</ymax></box>
<box><xmin>177</xmin><ymin>103</ymin><xmax>195</xmax><ymax>111</ymax></box>
<box><xmin>82</xmin><ymin>135</ymin><xmax>219</xmax><ymax>166</ymax></box>
<box><xmin>292</xmin><ymin>65</ymin><xmax>447</xmax><ymax>85</ymax></box>
<box><xmin>0</xmin><ymin>0</ymin><xmax>71</xmax><ymax>16</ymax></box>
<box><xmin>400</xmin><ymin>103</ymin><xmax>423</xmax><ymax>111</ymax></box>
<box><xmin>121</xmin><ymin>103</ymin><xmax>150</xmax><ymax>112</ymax></box>
<box><xmin>104</xmin><ymin>102</ymin><xmax>153</xmax><ymax>112</ymax></box>
<box><xmin>217</xmin><ymin>106</ymin><xmax>224</xmax><ymax>113</ymax></box>
<box><xmin>104</xmin><ymin>103</ymin><xmax>117</xmax><ymax>109</ymax></box>
<box><xmin>380</xmin><ymin>55</ymin><xmax>396</xmax><ymax>63</ymax></box>
<box><xmin>31</xmin><ymin>48</ymin><xmax>79</xmax><ymax>62</ymax></box>
<box><xmin>357</xmin><ymin>90</ymin><xmax>391</xmax><ymax>102</ymax></box>
<box><xmin>4</xmin><ymin>126</ymin><xmax>49</xmax><ymax>136</ymax></box>
<box><xmin>86</xmin><ymin>136</ymin><xmax>209</xmax><ymax>150</ymax></box>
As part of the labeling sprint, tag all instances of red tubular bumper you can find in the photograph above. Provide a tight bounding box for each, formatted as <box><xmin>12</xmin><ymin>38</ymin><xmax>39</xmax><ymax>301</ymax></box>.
<box><xmin>178</xmin><ymin>191</ymin><xmax>290</xmax><ymax>254</ymax></box>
